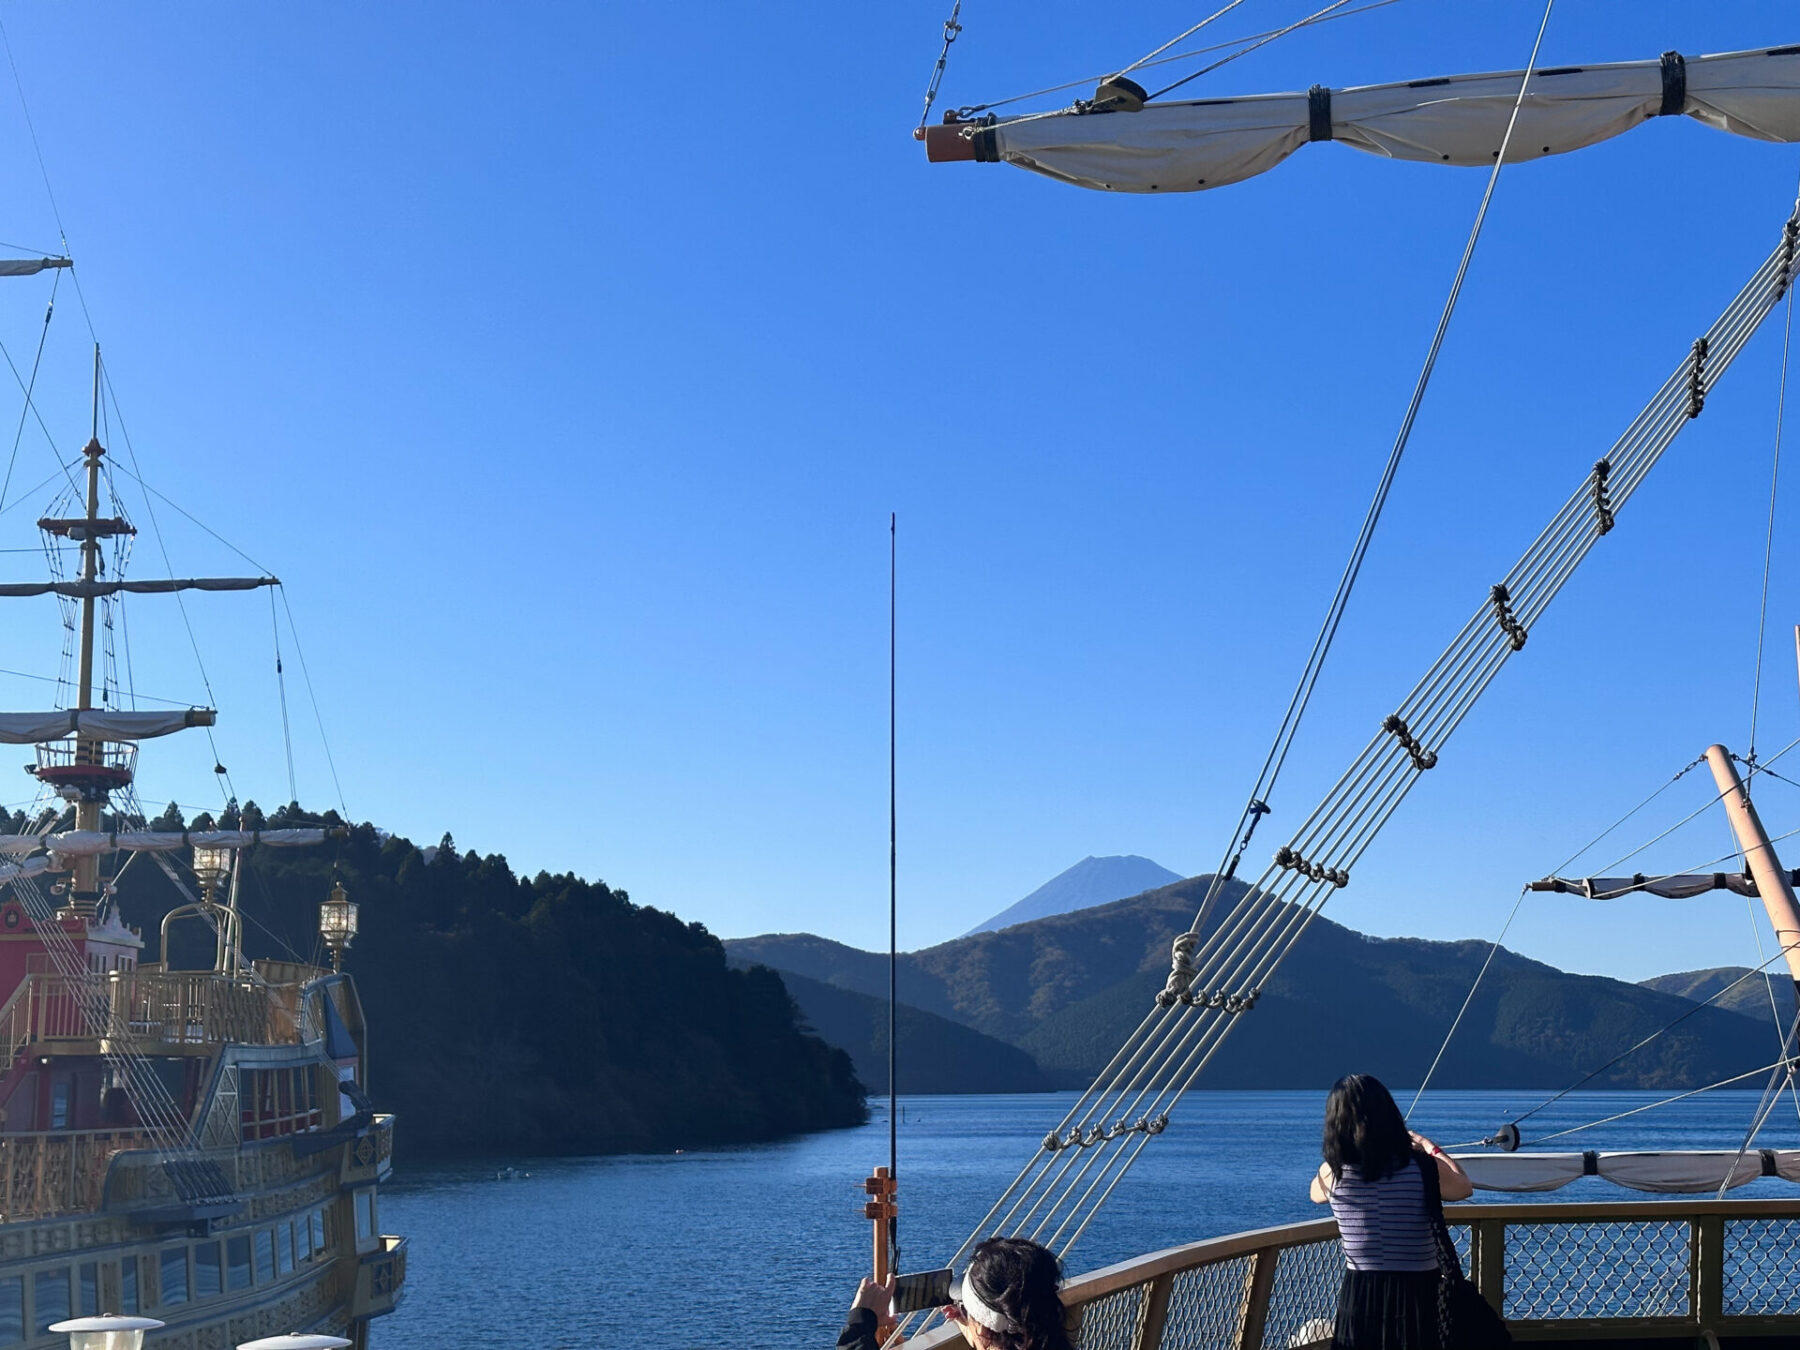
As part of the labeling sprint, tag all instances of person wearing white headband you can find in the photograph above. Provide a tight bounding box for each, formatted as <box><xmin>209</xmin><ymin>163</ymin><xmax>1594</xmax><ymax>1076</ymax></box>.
<box><xmin>837</xmin><ymin>1237</ymin><xmax>1071</xmax><ymax>1350</ymax></box>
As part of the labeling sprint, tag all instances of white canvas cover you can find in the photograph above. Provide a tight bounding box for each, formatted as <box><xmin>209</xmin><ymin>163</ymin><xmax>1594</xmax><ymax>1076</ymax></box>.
<box><xmin>44</xmin><ymin>828</ymin><xmax>330</xmax><ymax>857</ymax></box>
<box><xmin>1455</xmin><ymin>1149</ymin><xmax>1800</xmax><ymax>1193</ymax></box>
<box><xmin>984</xmin><ymin>47</ymin><xmax>1800</xmax><ymax>193</ymax></box>
<box><xmin>1539</xmin><ymin>873</ymin><xmax>1758</xmax><ymax>899</ymax></box>
<box><xmin>0</xmin><ymin>709</ymin><xmax>214</xmax><ymax>744</ymax></box>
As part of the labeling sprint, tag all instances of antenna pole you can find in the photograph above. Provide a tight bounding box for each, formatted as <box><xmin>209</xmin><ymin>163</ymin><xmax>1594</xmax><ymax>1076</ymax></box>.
<box><xmin>65</xmin><ymin>346</ymin><xmax>106</xmax><ymax>915</ymax></box>
<box><xmin>887</xmin><ymin>510</ymin><xmax>898</xmax><ymax>1273</ymax></box>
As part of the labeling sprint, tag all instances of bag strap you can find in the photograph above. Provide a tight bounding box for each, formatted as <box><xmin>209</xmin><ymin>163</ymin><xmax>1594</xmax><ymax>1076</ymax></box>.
<box><xmin>1416</xmin><ymin>1149</ymin><xmax>1462</xmax><ymax>1278</ymax></box>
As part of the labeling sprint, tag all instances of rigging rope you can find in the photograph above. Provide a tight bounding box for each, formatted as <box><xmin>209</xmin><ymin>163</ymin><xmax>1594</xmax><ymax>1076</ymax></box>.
<box><xmin>1747</xmin><ymin>212</ymin><xmax>1797</xmax><ymax>765</ymax></box>
<box><xmin>916</xmin><ymin>0</ymin><xmax>965</xmax><ymax>130</ymax></box>
<box><xmin>1</xmin><ymin>269</ymin><xmax>56</xmax><ymax>516</ymax></box>
<box><xmin>1118</xmin><ymin>0</ymin><xmax>1253</xmax><ymax>78</ymax></box>
<box><xmin>270</xmin><ymin>587</ymin><xmax>297</xmax><ymax>806</ymax></box>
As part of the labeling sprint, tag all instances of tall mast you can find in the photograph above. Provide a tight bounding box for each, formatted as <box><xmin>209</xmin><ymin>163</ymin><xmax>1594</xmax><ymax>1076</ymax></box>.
<box><xmin>1704</xmin><ymin>744</ymin><xmax>1800</xmax><ymax>990</ymax></box>
<box><xmin>65</xmin><ymin>347</ymin><xmax>106</xmax><ymax>916</ymax></box>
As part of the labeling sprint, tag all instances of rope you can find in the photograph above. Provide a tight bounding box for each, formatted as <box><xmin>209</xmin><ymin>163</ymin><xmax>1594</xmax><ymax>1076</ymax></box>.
<box><xmin>1183</xmin><ymin>0</ymin><xmax>1555</xmax><ymax>940</ymax></box>
<box><xmin>1747</xmin><ymin>205</ymin><xmax>1796</xmax><ymax>764</ymax></box>
<box><xmin>942</xmin><ymin>1</ymin><xmax>1401</xmax><ymax>120</ymax></box>
<box><xmin>277</xmin><ymin>586</ymin><xmax>348</xmax><ymax>818</ymax></box>
<box><xmin>1</xmin><ymin>269</ymin><xmax>56</xmax><ymax>516</ymax></box>
<box><xmin>270</xmin><ymin>588</ymin><xmax>297</xmax><ymax>805</ymax></box>
<box><xmin>916</xmin><ymin>0</ymin><xmax>965</xmax><ymax>130</ymax></box>
<box><xmin>1406</xmin><ymin>885</ymin><xmax>1528</xmax><ymax>1120</ymax></box>
<box><xmin>1146</xmin><ymin>0</ymin><xmax>1363</xmax><ymax>102</ymax></box>
<box><xmin>1518</xmin><ymin>1060</ymin><xmax>1791</xmax><ymax>1145</ymax></box>
<box><xmin>1118</xmin><ymin>0</ymin><xmax>1252</xmax><ymax>77</ymax></box>
<box><xmin>1712</xmin><ymin>1044</ymin><xmax>1795</xmax><ymax>1200</ymax></box>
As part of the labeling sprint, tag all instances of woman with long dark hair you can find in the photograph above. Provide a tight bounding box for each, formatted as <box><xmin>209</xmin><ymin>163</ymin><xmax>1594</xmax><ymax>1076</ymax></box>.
<box><xmin>839</xmin><ymin>1236</ymin><xmax>1072</xmax><ymax>1350</ymax></box>
<box><xmin>1310</xmin><ymin>1074</ymin><xmax>1472</xmax><ymax>1349</ymax></box>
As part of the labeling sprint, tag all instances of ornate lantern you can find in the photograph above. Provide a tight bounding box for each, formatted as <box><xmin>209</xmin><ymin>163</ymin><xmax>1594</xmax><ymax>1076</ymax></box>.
<box><xmin>191</xmin><ymin>844</ymin><xmax>232</xmax><ymax>899</ymax></box>
<box><xmin>318</xmin><ymin>880</ymin><xmax>358</xmax><ymax>972</ymax></box>
<box><xmin>50</xmin><ymin>1315</ymin><xmax>165</xmax><ymax>1350</ymax></box>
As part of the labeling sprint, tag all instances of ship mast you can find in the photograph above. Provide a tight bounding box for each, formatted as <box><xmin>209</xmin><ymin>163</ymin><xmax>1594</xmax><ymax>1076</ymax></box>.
<box><xmin>66</xmin><ymin>348</ymin><xmax>110</xmax><ymax>917</ymax></box>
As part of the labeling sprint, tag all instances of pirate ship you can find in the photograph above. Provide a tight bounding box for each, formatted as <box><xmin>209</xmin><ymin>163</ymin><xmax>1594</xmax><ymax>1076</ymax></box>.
<box><xmin>0</xmin><ymin>293</ymin><xmax>403</xmax><ymax>1345</ymax></box>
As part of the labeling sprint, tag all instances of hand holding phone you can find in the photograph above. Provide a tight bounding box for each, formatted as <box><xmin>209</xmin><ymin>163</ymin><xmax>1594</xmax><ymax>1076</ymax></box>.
<box><xmin>891</xmin><ymin>1267</ymin><xmax>954</xmax><ymax>1316</ymax></box>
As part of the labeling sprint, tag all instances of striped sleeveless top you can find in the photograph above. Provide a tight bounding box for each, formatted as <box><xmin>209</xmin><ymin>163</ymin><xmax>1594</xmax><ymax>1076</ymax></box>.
<box><xmin>1326</xmin><ymin>1155</ymin><xmax>1437</xmax><ymax>1272</ymax></box>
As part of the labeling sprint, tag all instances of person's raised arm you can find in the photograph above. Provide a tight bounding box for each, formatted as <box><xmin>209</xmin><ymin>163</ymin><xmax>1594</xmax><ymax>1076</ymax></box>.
<box><xmin>1411</xmin><ymin>1130</ymin><xmax>1473</xmax><ymax>1201</ymax></box>
<box><xmin>1309</xmin><ymin>1161</ymin><xmax>1334</xmax><ymax>1204</ymax></box>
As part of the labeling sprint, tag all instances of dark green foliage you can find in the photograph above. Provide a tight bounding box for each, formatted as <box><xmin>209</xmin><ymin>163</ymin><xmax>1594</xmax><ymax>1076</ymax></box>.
<box><xmin>106</xmin><ymin>806</ymin><xmax>866</xmax><ymax>1157</ymax></box>
<box><xmin>754</xmin><ymin>967</ymin><xmax>1051</xmax><ymax>1094</ymax></box>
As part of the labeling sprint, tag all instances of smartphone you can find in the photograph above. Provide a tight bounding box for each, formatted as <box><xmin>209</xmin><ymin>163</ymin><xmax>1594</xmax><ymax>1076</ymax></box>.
<box><xmin>891</xmin><ymin>1267</ymin><xmax>954</xmax><ymax>1316</ymax></box>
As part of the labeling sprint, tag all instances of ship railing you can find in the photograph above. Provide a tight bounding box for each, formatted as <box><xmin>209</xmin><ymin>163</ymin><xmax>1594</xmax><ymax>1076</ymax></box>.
<box><xmin>0</xmin><ymin>969</ymin><xmax>311</xmax><ymax>1056</ymax></box>
<box><xmin>910</xmin><ymin>1198</ymin><xmax>1800</xmax><ymax>1349</ymax></box>
<box><xmin>0</xmin><ymin>1127</ymin><xmax>159</xmax><ymax>1223</ymax></box>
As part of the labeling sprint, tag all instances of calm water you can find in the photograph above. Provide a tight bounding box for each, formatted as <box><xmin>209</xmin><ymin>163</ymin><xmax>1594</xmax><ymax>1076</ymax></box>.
<box><xmin>372</xmin><ymin>1090</ymin><xmax>1796</xmax><ymax>1348</ymax></box>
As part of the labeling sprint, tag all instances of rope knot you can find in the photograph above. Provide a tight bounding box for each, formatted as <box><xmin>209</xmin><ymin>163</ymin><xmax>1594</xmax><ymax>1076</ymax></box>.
<box><xmin>1687</xmin><ymin>336</ymin><xmax>1709</xmax><ymax>418</ymax></box>
<box><xmin>1590</xmin><ymin>459</ymin><xmax>1615</xmax><ymax>535</ymax></box>
<box><xmin>1157</xmin><ymin>932</ymin><xmax>1201</xmax><ymax>1008</ymax></box>
<box><xmin>1489</xmin><ymin>584</ymin><xmax>1528</xmax><ymax>653</ymax></box>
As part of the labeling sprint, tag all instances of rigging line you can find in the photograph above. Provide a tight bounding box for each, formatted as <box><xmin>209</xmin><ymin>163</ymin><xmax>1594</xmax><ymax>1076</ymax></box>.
<box><xmin>1741</xmin><ymin>895</ymin><xmax>1800</xmax><ymax>1124</ymax></box>
<box><xmin>269</xmin><ymin>587</ymin><xmax>297</xmax><ymax>805</ymax></box>
<box><xmin>1119</xmin><ymin>0</ymin><xmax>1253</xmax><ymax>77</ymax></box>
<box><xmin>0</xmin><ymin>331</ymin><xmax>80</xmax><ymax>500</ymax></box>
<box><xmin>277</xmin><ymin>586</ymin><xmax>348</xmax><ymax>818</ymax></box>
<box><xmin>1146</xmin><ymin>0</ymin><xmax>1361</xmax><ymax>102</ymax></box>
<box><xmin>1186</xmin><ymin>0</ymin><xmax>1553</xmax><ymax>936</ymax></box>
<box><xmin>1407</xmin><ymin>885</ymin><xmax>1530</xmax><ymax>1120</ymax></box>
<box><xmin>1747</xmin><ymin>234</ymin><xmax>1795</xmax><ymax>765</ymax></box>
<box><xmin>104</xmin><ymin>450</ymin><xmax>275</xmax><ymax>575</ymax></box>
<box><xmin>1</xmin><ymin>268</ymin><xmax>57</xmax><ymax>516</ymax></box>
<box><xmin>1713</xmin><ymin>1048</ymin><xmax>1794</xmax><ymax>1201</ymax></box>
<box><xmin>1512</xmin><ymin>950</ymin><xmax>1797</xmax><ymax>1129</ymax></box>
<box><xmin>0</xmin><ymin>664</ymin><xmax>196</xmax><ymax>706</ymax></box>
<box><xmin>1504</xmin><ymin>1060</ymin><xmax>1791</xmax><ymax>1146</ymax></box>
<box><xmin>0</xmin><ymin>15</ymin><xmax>70</xmax><ymax>255</ymax></box>
<box><xmin>916</xmin><ymin>0</ymin><xmax>965</xmax><ymax>130</ymax></box>
<box><xmin>945</xmin><ymin>1</ymin><xmax>1401</xmax><ymax>118</ymax></box>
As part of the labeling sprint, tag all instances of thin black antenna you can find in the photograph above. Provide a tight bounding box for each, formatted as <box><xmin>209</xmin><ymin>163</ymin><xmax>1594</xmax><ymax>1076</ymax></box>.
<box><xmin>888</xmin><ymin>510</ymin><xmax>899</xmax><ymax>1272</ymax></box>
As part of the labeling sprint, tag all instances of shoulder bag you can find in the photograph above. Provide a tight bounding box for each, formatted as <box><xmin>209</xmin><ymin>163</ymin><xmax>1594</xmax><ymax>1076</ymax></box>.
<box><xmin>1415</xmin><ymin>1150</ymin><xmax>1511</xmax><ymax>1349</ymax></box>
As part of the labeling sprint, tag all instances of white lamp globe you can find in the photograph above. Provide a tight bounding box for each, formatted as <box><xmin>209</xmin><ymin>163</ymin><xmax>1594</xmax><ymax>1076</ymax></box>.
<box><xmin>236</xmin><ymin>1336</ymin><xmax>353</xmax><ymax>1350</ymax></box>
<box><xmin>48</xmin><ymin>1315</ymin><xmax>165</xmax><ymax>1350</ymax></box>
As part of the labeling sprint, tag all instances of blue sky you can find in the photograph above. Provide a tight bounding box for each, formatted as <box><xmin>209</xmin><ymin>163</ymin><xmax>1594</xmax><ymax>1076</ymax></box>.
<box><xmin>0</xmin><ymin>3</ymin><xmax>1797</xmax><ymax>982</ymax></box>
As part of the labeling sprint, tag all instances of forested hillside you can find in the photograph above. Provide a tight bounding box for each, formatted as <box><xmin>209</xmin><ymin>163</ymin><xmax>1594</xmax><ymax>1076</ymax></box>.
<box><xmin>75</xmin><ymin>802</ymin><xmax>866</xmax><ymax>1157</ymax></box>
<box><xmin>730</xmin><ymin>875</ymin><xmax>1773</xmax><ymax>1092</ymax></box>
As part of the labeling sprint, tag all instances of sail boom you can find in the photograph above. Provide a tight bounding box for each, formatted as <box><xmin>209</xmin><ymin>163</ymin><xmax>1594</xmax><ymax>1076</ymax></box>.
<box><xmin>41</xmin><ymin>828</ymin><xmax>332</xmax><ymax>858</ymax></box>
<box><xmin>0</xmin><ymin>577</ymin><xmax>278</xmax><ymax>598</ymax></box>
<box><xmin>0</xmin><ymin>258</ymin><xmax>71</xmax><ymax>277</ymax></box>
<box><xmin>928</xmin><ymin>45</ymin><xmax>1800</xmax><ymax>194</ymax></box>
<box><xmin>1526</xmin><ymin>871</ymin><xmax>1797</xmax><ymax>900</ymax></box>
<box><xmin>0</xmin><ymin>709</ymin><xmax>217</xmax><ymax>745</ymax></box>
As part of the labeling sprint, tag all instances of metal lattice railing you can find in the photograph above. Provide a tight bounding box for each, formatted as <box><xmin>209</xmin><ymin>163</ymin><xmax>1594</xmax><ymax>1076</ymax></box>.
<box><xmin>907</xmin><ymin>1199</ymin><xmax>1800</xmax><ymax>1350</ymax></box>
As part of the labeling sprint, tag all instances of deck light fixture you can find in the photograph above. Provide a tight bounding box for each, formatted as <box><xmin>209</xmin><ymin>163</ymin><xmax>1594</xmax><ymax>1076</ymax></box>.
<box><xmin>236</xmin><ymin>1335</ymin><xmax>353</xmax><ymax>1350</ymax></box>
<box><xmin>191</xmin><ymin>844</ymin><xmax>232</xmax><ymax>897</ymax></box>
<box><xmin>318</xmin><ymin>880</ymin><xmax>357</xmax><ymax>972</ymax></box>
<box><xmin>50</xmin><ymin>1314</ymin><xmax>165</xmax><ymax>1350</ymax></box>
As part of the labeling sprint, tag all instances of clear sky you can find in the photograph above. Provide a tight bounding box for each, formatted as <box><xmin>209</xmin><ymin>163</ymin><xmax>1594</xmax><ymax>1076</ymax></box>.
<box><xmin>0</xmin><ymin>3</ymin><xmax>1796</xmax><ymax>984</ymax></box>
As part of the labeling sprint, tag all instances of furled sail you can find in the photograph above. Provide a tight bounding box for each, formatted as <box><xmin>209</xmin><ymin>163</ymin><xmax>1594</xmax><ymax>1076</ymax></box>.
<box><xmin>0</xmin><ymin>577</ymin><xmax>276</xmax><ymax>598</ymax></box>
<box><xmin>1528</xmin><ymin>871</ymin><xmax>1800</xmax><ymax>899</ymax></box>
<box><xmin>0</xmin><ymin>709</ymin><xmax>216</xmax><ymax>744</ymax></box>
<box><xmin>0</xmin><ymin>258</ymin><xmax>70</xmax><ymax>277</ymax></box>
<box><xmin>1456</xmin><ymin>1149</ymin><xmax>1800</xmax><ymax>1193</ymax></box>
<box><xmin>42</xmin><ymin>828</ymin><xmax>331</xmax><ymax>857</ymax></box>
<box><xmin>921</xmin><ymin>46</ymin><xmax>1800</xmax><ymax>193</ymax></box>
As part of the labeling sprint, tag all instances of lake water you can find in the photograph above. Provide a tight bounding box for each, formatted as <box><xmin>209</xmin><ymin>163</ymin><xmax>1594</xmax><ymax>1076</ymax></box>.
<box><xmin>371</xmin><ymin>1089</ymin><xmax>1798</xmax><ymax>1348</ymax></box>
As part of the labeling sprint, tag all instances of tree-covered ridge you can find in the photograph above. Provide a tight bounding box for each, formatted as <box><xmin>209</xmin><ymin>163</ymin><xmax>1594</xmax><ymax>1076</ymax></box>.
<box><xmin>77</xmin><ymin>802</ymin><xmax>867</xmax><ymax>1157</ymax></box>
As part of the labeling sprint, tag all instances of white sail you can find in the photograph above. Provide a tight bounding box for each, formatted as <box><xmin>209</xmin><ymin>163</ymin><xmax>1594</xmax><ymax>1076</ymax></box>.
<box><xmin>1456</xmin><ymin>1149</ymin><xmax>1800</xmax><ymax>1193</ymax></box>
<box><xmin>44</xmin><ymin>828</ymin><xmax>331</xmax><ymax>857</ymax></box>
<box><xmin>931</xmin><ymin>46</ymin><xmax>1800</xmax><ymax>193</ymax></box>
<box><xmin>0</xmin><ymin>709</ymin><xmax>216</xmax><ymax>744</ymax></box>
<box><xmin>1529</xmin><ymin>872</ymin><xmax>1772</xmax><ymax>899</ymax></box>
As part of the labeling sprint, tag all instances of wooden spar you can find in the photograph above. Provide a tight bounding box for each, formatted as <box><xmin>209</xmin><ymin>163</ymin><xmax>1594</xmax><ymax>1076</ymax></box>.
<box><xmin>1704</xmin><ymin>744</ymin><xmax>1800</xmax><ymax>986</ymax></box>
<box><xmin>915</xmin><ymin>123</ymin><xmax>977</xmax><ymax>162</ymax></box>
<box><xmin>863</xmin><ymin>1166</ymin><xmax>897</xmax><ymax>1283</ymax></box>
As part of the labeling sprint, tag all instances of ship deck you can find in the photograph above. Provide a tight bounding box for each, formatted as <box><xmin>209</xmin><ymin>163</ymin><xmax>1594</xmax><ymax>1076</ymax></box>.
<box><xmin>911</xmin><ymin>1198</ymin><xmax>1800</xmax><ymax>1350</ymax></box>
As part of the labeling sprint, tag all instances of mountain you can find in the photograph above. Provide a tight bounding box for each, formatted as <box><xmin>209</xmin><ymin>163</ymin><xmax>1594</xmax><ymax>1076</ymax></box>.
<box><xmin>1641</xmin><ymin>967</ymin><xmax>1797</xmax><ymax>1029</ymax></box>
<box><xmin>965</xmin><ymin>855</ymin><xmax>1183</xmax><ymax>936</ymax></box>
<box><xmin>758</xmin><ymin>968</ymin><xmax>1050</xmax><ymax>1094</ymax></box>
<box><xmin>728</xmin><ymin>876</ymin><xmax>1774</xmax><ymax>1094</ymax></box>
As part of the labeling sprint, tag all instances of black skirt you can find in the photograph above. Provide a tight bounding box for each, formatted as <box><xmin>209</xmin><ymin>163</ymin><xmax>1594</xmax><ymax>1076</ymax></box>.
<box><xmin>1332</xmin><ymin>1269</ymin><xmax>1442</xmax><ymax>1350</ymax></box>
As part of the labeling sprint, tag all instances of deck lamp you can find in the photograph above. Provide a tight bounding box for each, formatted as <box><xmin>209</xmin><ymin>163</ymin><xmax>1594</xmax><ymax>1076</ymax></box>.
<box><xmin>192</xmin><ymin>843</ymin><xmax>231</xmax><ymax>898</ymax></box>
<box><xmin>49</xmin><ymin>1315</ymin><xmax>165</xmax><ymax>1350</ymax></box>
<box><xmin>318</xmin><ymin>880</ymin><xmax>357</xmax><ymax>972</ymax></box>
<box><xmin>237</xmin><ymin>1336</ymin><xmax>353</xmax><ymax>1350</ymax></box>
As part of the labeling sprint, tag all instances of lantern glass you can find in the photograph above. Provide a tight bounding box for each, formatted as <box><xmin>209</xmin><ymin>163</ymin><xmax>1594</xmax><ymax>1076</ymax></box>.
<box><xmin>192</xmin><ymin>845</ymin><xmax>231</xmax><ymax>885</ymax></box>
<box><xmin>319</xmin><ymin>885</ymin><xmax>358</xmax><ymax>941</ymax></box>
